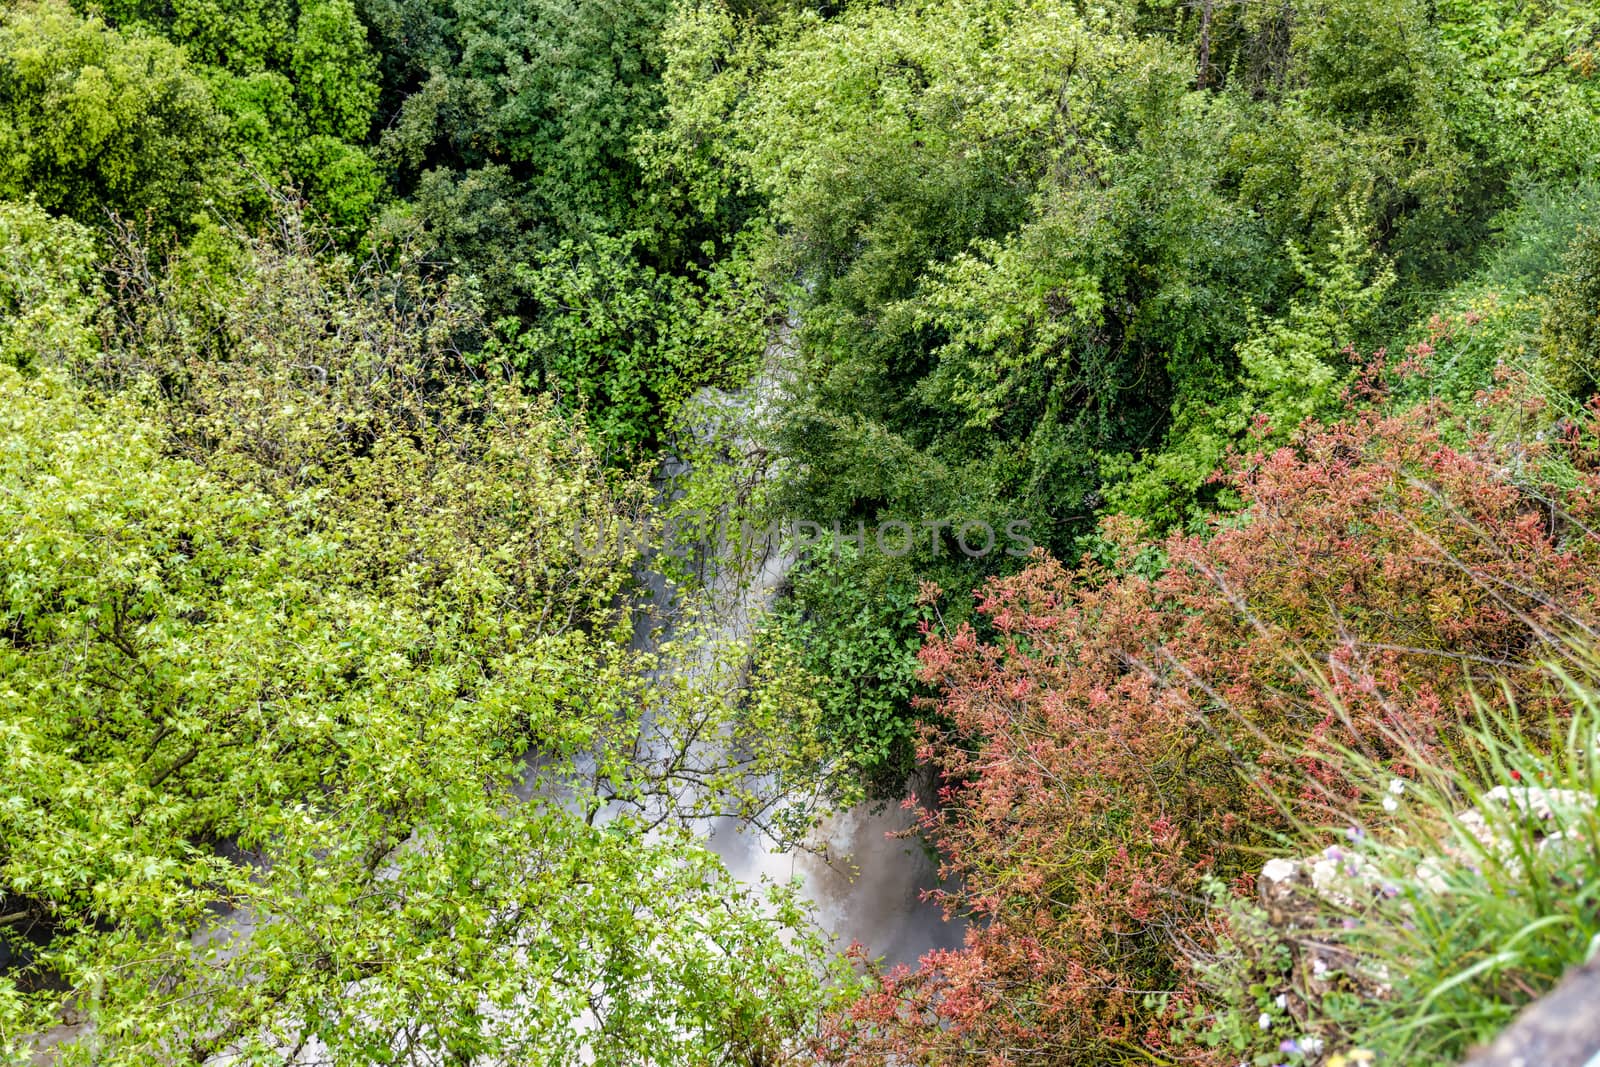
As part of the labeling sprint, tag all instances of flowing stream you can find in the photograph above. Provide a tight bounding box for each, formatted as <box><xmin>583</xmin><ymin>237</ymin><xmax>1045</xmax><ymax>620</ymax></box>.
<box><xmin>543</xmin><ymin>340</ymin><xmax>966</xmax><ymax>971</ymax></box>
<box><xmin>677</xmin><ymin>510</ymin><xmax>964</xmax><ymax>970</ymax></box>
<box><xmin>682</xmin><ymin>501</ymin><xmax>964</xmax><ymax>970</ymax></box>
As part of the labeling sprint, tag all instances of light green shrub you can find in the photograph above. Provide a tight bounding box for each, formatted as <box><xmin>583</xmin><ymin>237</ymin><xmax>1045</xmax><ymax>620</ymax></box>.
<box><xmin>0</xmin><ymin>200</ymin><xmax>101</xmax><ymax>370</ymax></box>
<box><xmin>1541</xmin><ymin>227</ymin><xmax>1600</xmax><ymax>403</ymax></box>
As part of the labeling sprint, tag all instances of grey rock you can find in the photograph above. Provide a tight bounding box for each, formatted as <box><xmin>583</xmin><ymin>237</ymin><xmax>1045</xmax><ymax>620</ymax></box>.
<box><xmin>1459</xmin><ymin>958</ymin><xmax>1600</xmax><ymax>1067</ymax></box>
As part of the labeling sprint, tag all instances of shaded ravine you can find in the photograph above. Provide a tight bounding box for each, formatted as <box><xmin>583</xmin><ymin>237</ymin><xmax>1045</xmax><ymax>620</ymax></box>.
<box><xmin>561</xmin><ymin>343</ymin><xmax>966</xmax><ymax>971</ymax></box>
<box><xmin>674</xmin><ymin>494</ymin><xmax>964</xmax><ymax>971</ymax></box>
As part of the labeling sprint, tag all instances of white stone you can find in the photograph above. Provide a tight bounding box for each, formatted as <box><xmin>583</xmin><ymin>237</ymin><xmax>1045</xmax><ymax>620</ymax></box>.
<box><xmin>1261</xmin><ymin>858</ymin><xmax>1300</xmax><ymax>883</ymax></box>
<box><xmin>1481</xmin><ymin>786</ymin><xmax>1595</xmax><ymax>823</ymax></box>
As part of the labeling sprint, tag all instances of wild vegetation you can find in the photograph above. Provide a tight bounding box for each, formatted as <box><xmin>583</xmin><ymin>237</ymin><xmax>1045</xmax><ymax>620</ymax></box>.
<box><xmin>3</xmin><ymin>0</ymin><xmax>1600</xmax><ymax>1063</ymax></box>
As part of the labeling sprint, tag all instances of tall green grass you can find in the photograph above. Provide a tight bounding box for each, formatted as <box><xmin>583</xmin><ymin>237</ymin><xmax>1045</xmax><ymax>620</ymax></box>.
<box><xmin>1186</xmin><ymin>661</ymin><xmax>1600</xmax><ymax>1066</ymax></box>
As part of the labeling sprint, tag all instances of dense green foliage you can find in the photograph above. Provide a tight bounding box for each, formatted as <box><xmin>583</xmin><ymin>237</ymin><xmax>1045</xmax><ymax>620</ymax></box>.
<box><xmin>0</xmin><ymin>200</ymin><xmax>100</xmax><ymax>369</ymax></box>
<box><xmin>666</xmin><ymin>0</ymin><xmax>1599</xmax><ymax>552</ymax></box>
<box><xmin>1541</xmin><ymin>224</ymin><xmax>1600</xmax><ymax>400</ymax></box>
<box><xmin>769</xmin><ymin>545</ymin><xmax>931</xmax><ymax>797</ymax></box>
<box><xmin>85</xmin><ymin>0</ymin><xmax>383</xmax><ymax>229</ymax></box>
<box><xmin>0</xmin><ymin>2</ymin><xmax>224</xmax><ymax>228</ymax></box>
<box><xmin>0</xmin><ymin>198</ymin><xmax>842</xmax><ymax>1063</ymax></box>
<box><xmin>487</xmin><ymin>231</ymin><xmax>770</xmax><ymax>453</ymax></box>
<box><xmin>355</xmin><ymin>0</ymin><xmax>769</xmax><ymax>448</ymax></box>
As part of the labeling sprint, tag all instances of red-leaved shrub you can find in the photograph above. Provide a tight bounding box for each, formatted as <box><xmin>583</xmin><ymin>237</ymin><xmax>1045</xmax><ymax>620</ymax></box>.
<box><xmin>827</xmin><ymin>372</ymin><xmax>1600</xmax><ymax>1065</ymax></box>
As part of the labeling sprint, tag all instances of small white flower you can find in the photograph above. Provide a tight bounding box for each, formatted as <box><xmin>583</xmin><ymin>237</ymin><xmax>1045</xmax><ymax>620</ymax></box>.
<box><xmin>1382</xmin><ymin>795</ymin><xmax>1399</xmax><ymax>812</ymax></box>
<box><xmin>1258</xmin><ymin>1012</ymin><xmax>1273</xmax><ymax>1030</ymax></box>
<box><xmin>1301</xmin><ymin>1035</ymin><xmax>1324</xmax><ymax>1056</ymax></box>
<box><xmin>1274</xmin><ymin>993</ymin><xmax>1288</xmax><ymax>1010</ymax></box>
<box><xmin>1388</xmin><ymin>777</ymin><xmax>1406</xmax><ymax>796</ymax></box>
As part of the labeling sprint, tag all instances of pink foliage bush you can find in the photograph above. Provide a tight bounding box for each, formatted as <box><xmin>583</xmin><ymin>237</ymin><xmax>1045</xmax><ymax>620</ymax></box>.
<box><xmin>827</xmin><ymin>364</ymin><xmax>1600</xmax><ymax>1065</ymax></box>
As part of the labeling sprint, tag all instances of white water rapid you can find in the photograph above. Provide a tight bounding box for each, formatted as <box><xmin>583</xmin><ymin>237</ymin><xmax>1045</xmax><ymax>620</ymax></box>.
<box><xmin>585</xmin><ymin>342</ymin><xmax>966</xmax><ymax>971</ymax></box>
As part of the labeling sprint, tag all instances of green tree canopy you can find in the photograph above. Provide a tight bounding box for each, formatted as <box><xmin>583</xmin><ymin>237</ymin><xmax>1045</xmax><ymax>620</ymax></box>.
<box><xmin>0</xmin><ymin>0</ymin><xmax>224</xmax><ymax>230</ymax></box>
<box><xmin>0</xmin><ymin>200</ymin><xmax>842</xmax><ymax>1063</ymax></box>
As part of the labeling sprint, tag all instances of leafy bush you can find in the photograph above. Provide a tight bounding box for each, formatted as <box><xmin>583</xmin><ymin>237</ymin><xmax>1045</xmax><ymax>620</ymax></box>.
<box><xmin>829</xmin><ymin>361</ymin><xmax>1600</xmax><ymax>1063</ymax></box>
<box><xmin>90</xmin><ymin>0</ymin><xmax>384</xmax><ymax>235</ymax></box>
<box><xmin>1541</xmin><ymin>226</ymin><xmax>1600</xmax><ymax>403</ymax></box>
<box><xmin>1103</xmin><ymin>203</ymin><xmax>1395</xmax><ymax>531</ymax></box>
<box><xmin>1382</xmin><ymin>179</ymin><xmax>1600</xmax><ymax>413</ymax></box>
<box><xmin>1434</xmin><ymin>0</ymin><xmax>1600</xmax><ymax>182</ymax></box>
<box><xmin>0</xmin><ymin>200</ymin><xmax>101</xmax><ymax>370</ymax></box>
<box><xmin>0</xmin><ymin>0</ymin><xmax>224</xmax><ymax>230</ymax></box>
<box><xmin>488</xmin><ymin>231</ymin><xmax>771</xmax><ymax>454</ymax></box>
<box><xmin>365</xmin><ymin>0</ymin><xmax>725</xmax><ymax>320</ymax></box>
<box><xmin>1480</xmin><ymin>179</ymin><xmax>1600</xmax><ymax>295</ymax></box>
<box><xmin>770</xmin><ymin>544</ymin><xmax>931</xmax><ymax>800</ymax></box>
